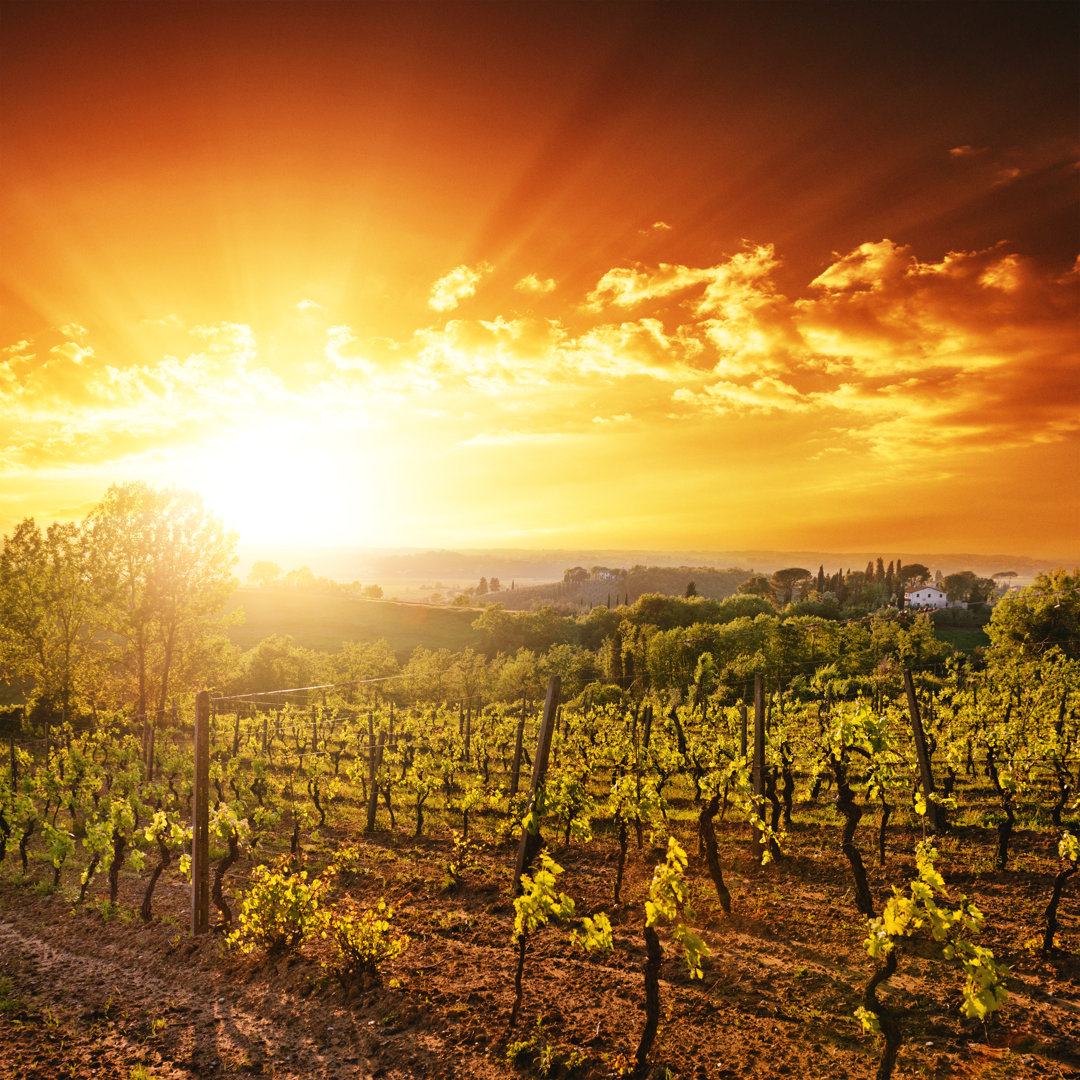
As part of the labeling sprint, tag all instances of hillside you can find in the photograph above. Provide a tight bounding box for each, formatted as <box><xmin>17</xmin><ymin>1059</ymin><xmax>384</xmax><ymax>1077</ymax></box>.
<box><xmin>226</xmin><ymin>587</ymin><xmax>484</xmax><ymax>658</ymax></box>
<box><xmin>482</xmin><ymin>565</ymin><xmax>752</xmax><ymax>611</ymax></box>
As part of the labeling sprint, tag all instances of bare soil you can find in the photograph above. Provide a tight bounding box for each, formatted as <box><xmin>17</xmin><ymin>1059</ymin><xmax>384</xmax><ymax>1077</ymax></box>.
<box><xmin>1</xmin><ymin>814</ymin><xmax>1078</xmax><ymax>1080</ymax></box>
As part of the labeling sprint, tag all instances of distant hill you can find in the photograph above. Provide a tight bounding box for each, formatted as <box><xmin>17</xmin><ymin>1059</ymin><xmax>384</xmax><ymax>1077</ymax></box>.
<box><xmin>237</xmin><ymin>544</ymin><xmax>1072</xmax><ymax>588</ymax></box>
<box><xmin>483</xmin><ymin>565</ymin><xmax>753</xmax><ymax>611</ymax></box>
<box><xmin>226</xmin><ymin>587</ymin><xmax>484</xmax><ymax>659</ymax></box>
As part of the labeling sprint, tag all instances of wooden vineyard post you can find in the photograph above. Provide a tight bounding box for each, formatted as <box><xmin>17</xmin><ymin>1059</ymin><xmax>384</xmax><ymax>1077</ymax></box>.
<box><xmin>191</xmin><ymin>691</ymin><xmax>211</xmax><ymax>935</ymax></box>
<box><xmin>365</xmin><ymin>712</ymin><xmax>380</xmax><ymax>833</ymax></box>
<box><xmin>509</xmin><ymin>699</ymin><xmax>527</xmax><ymax>798</ymax></box>
<box><xmin>513</xmin><ymin>675</ymin><xmax>560</xmax><ymax>894</ymax></box>
<box><xmin>751</xmin><ymin>673</ymin><xmax>766</xmax><ymax>861</ymax></box>
<box><xmin>903</xmin><ymin>669</ymin><xmax>945</xmax><ymax>833</ymax></box>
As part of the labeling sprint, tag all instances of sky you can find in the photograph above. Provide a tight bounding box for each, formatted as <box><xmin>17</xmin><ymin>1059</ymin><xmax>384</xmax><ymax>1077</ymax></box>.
<box><xmin>1</xmin><ymin>1</ymin><xmax>1078</xmax><ymax>558</ymax></box>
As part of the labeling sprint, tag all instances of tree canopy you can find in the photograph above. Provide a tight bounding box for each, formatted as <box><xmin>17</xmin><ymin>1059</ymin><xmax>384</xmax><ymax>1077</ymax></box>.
<box><xmin>0</xmin><ymin>483</ymin><xmax>237</xmax><ymax>722</ymax></box>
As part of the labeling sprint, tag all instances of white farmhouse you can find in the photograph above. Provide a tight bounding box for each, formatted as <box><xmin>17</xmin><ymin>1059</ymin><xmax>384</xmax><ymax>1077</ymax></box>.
<box><xmin>905</xmin><ymin>585</ymin><xmax>948</xmax><ymax>609</ymax></box>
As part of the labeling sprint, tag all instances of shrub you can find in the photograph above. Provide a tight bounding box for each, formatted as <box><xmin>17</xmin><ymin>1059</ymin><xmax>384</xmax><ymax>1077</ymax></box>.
<box><xmin>321</xmin><ymin>898</ymin><xmax>407</xmax><ymax>989</ymax></box>
<box><xmin>228</xmin><ymin>861</ymin><xmax>327</xmax><ymax>957</ymax></box>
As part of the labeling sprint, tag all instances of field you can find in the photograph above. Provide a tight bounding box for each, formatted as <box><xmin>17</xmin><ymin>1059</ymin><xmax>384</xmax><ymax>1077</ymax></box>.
<box><xmin>227</xmin><ymin>587</ymin><xmax>485</xmax><ymax>658</ymax></box>
<box><xmin>1</xmin><ymin>670</ymin><xmax>1078</xmax><ymax>1080</ymax></box>
<box><xmin>1</xmin><ymin>811</ymin><xmax>1077</xmax><ymax>1080</ymax></box>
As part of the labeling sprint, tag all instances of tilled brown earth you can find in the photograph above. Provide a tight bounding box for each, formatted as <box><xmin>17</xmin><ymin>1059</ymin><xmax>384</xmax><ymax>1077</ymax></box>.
<box><xmin>1</xmin><ymin>818</ymin><xmax>1078</xmax><ymax>1079</ymax></box>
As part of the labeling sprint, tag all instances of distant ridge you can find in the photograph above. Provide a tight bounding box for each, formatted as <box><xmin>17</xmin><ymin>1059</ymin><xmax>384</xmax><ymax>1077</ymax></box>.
<box><xmin>237</xmin><ymin>544</ymin><xmax>1072</xmax><ymax>584</ymax></box>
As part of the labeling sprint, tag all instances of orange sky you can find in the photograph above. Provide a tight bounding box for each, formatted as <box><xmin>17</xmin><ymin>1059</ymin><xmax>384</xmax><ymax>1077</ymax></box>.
<box><xmin>2</xmin><ymin>1</ymin><xmax>1078</xmax><ymax>558</ymax></box>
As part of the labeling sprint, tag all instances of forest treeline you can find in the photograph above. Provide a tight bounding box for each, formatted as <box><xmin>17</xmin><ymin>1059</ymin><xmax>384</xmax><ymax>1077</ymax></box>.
<box><xmin>1</xmin><ymin>484</ymin><xmax>1077</xmax><ymax>727</ymax></box>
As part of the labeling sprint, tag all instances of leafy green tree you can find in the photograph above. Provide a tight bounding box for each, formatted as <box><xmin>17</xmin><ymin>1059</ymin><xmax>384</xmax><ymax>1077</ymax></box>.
<box><xmin>942</xmin><ymin>571</ymin><xmax>994</xmax><ymax>604</ymax></box>
<box><xmin>737</xmin><ymin>573</ymin><xmax>773</xmax><ymax>599</ymax></box>
<box><xmin>769</xmin><ymin>567</ymin><xmax>812</xmax><ymax>606</ymax></box>
<box><xmin>330</xmin><ymin>639</ymin><xmax>399</xmax><ymax>701</ymax></box>
<box><xmin>282</xmin><ymin>565</ymin><xmax>316</xmax><ymax>587</ymax></box>
<box><xmin>247</xmin><ymin>560</ymin><xmax>282</xmax><ymax>586</ymax></box>
<box><xmin>232</xmin><ymin>634</ymin><xmax>325</xmax><ymax>695</ymax></box>
<box><xmin>898</xmin><ymin>562</ymin><xmax>931</xmax><ymax>592</ymax></box>
<box><xmin>89</xmin><ymin>483</ymin><xmax>237</xmax><ymax>719</ymax></box>
<box><xmin>472</xmin><ymin>604</ymin><xmax>525</xmax><ymax>654</ymax></box>
<box><xmin>986</xmin><ymin>569</ymin><xmax>1080</xmax><ymax>660</ymax></box>
<box><xmin>0</xmin><ymin>518</ymin><xmax>100</xmax><ymax>723</ymax></box>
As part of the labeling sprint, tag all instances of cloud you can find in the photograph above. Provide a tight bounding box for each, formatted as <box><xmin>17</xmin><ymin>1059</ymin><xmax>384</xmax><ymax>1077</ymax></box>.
<box><xmin>2</xmin><ymin>238</ymin><xmax>1075</xmax><ymax>509</ymax></box>
<box><xmin>949</xmin><ymin>144</ymin><xmax>987</xmax><ymax>158</ymax></box>
<box><xmin>673</xmin><ymin>376</ymin><xmax>806</xmax><ymax>416</ymax></box>
<box><xmin>585</xmin><ymin>262</ymin><xmax>714</xmax><ymax>310</ymax></box>
<box><xmin>296</xmin><ymin>298</ymin><xmax>327</xmax><ymax>313</ymax></box>
<box><xmin>514</xmin><ymin>273</ymin><xmax>557</xmax><ymax>294</ymax></box>
<box><xmin>809</xmin><ymin>239</ymin><xmax>911</xmax><ymax>293</ymax></box>
<box><xmin>582</xmin><ymin>247</ymin><xmax>797</xmax><ymax>377</ymax></box>
<box><xmin>50</xmin><ymin>341</ymin><xmax>94</xmax><ymax>364</ymax></box>
<box><xmin>428</xmin><ymin>262</ymin><xmax>493</xmax><ymax>312</ymax></box>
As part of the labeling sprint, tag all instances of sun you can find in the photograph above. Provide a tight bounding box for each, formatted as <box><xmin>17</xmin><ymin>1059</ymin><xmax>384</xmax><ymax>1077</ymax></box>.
<box><xmin>172</xmin><ymin>424</ymin><xmax>387</xmax><ymax>546</ymax></box>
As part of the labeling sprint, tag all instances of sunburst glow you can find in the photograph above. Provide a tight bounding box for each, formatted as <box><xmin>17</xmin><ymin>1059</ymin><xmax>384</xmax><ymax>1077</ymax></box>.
<box><xmin>1</xmin><ymin>3</ymin><xmax>1077</xmax><ymax>558</ymax></box>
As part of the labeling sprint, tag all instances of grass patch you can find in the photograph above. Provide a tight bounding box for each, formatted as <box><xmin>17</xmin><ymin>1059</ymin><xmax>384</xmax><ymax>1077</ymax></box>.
<box><xmin>227</xmin><ymin>587</ymin><xmax>485</xmax><ymax>657</ymax></box>
<box><xmin>0</xmin><ymin>975</ymin><xmax>22</xmax><ymax>1014</ymax></box>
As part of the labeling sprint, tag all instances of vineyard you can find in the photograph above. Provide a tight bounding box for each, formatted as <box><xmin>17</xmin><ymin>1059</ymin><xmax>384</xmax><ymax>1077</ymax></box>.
<box><xmin>1</xmin><ymin>637</ymin><xmax>1079</xmax><ymax>1080</ymax></box>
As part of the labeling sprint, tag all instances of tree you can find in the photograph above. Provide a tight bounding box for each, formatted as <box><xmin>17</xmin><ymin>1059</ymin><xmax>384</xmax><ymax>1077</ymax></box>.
<box><xmin>477</xmin><ymin>576</ymin><xmax>489</xmax><ymax>596</ymax></box>
<box><xmin>943</xmin><ymin>571</ymin><xmax>995</xmax><ymax>604</ymax></box>
<box><xmin>89</xmin><ymin>483</ymin><xmax>237</xmax><ymax>719</ymax></box>
<box><xmin>489</xmin><ymin>576</ymin><xmax>501</xmax><ymax>592</ymax></box>
<box><xmin>991</xmin><ymin>571</ymin><xmax>1018</xmax><ymax>593</ymax></box>
<box><xmin>282</xmin><ymin>565</ymin><xmax>316</xmax><ymax>588</ymax></box>
<box><xmin>898</xmin><ymin>563</ymin><xmax>931</xmax><ymax>592</ymax></box>
<box><xmin>248</xmin><ymin>560</ymin><xmax>282</xmax><ymax>587</ymax></box>
<box><xmin>685</xmin><ymin>581</ymin><xmax>697</xmax><ymax>598</ymax></box>
<box><xmin>738</xmin><ymin>573</ymin><xmax>773</xmax><ymax>600</ymax></box>
<box><xmin>769</xmin><ymin>568</ymin><xmax>812</xmax><ymax>607</ymax></box>
<box><xmin>0</xmin><ymin>518</ymin><xmax>100</xmax><ymax>723</ymax></box>
<box><xmin>361</xmin><ymin>584</ymin><xmax>383</xmax><ymax>599</ymax></box>
<box><xmin>986</xmin><ymin>569</ymin><xmax>1080</xmax><ymax>660</ymax></box>
<box><xmin>232</xmin><ymin>634</ymin><xmax>324</xmax><ymax>695</ymax></box>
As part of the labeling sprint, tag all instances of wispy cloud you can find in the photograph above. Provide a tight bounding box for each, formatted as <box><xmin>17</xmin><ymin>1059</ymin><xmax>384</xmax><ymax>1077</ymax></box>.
<box><xmin>514</xmin><ymin>273</ymin><xmax>557</xmax><ymax>294</ymax></box>
<box><xmin>428</xmin><ymin>262</ymin><xmax>493</xmax><ymax>312</ymax></box>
